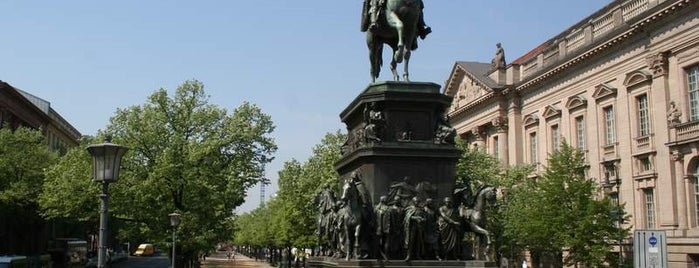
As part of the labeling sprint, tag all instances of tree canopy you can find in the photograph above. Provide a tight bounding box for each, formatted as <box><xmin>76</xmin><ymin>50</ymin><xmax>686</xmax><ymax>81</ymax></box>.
<box><xmin>234</xmin><ymin>131</ymin><xmax>344</xmax><ymax>251</ymax></box>
<box><xmin>39</xmin><ymin>80</ymin><xmax>277</xmax><ymax>266</ymax></box>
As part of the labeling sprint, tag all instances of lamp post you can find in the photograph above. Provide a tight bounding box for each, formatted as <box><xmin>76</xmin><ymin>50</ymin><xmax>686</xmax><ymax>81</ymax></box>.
<box><xmin>603</xmin><ymin>172</ymin><xmax>623</xmax><ymax>268</ymax></box>
<box><xmin>87</xmin><ymin>137</ymin><xmax>128</xmax><ymax>268</ymax></box>
<box><xmin>169</xmin><ymin>212</ymin><xmax>181</xmax><ymax>268</ymax></box>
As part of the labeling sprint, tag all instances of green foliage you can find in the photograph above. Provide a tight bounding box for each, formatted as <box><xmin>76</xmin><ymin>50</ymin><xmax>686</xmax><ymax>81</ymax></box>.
<box><xmin>454</xmin><ymin>139</ymin><xmax>624</xmax><ymax>266</ymax></box>
<box><xmin>0</xmin><ymin>127</ymin><xmax>58</xmax><ymax>208</ymax></box>
<box><xmin>504</xmin><ymin>141</ymin><xmax>626</xmax><ymax>267</ymax></box>
<box><xmin>234</xmin><ymin>131</ymin><xmax>345</xmax><ymax>249</ymax></box>
<box><xmin>39</xmin><ymin>80</ymin><xmax>277</xmax><ymax>264</ymax></box>
<box><xmin>39</xmin><ymin>137</ymin><xmax>98</xmax><ymax>221</ymax></box>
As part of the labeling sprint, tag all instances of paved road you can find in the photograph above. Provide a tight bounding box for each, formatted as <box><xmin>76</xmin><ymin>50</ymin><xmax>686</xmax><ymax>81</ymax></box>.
<box><xmin>202</xmin><ymin>251</ymin><xmax>275</xmax><ymax>268</ymax></box>
<box><xmin>111</xmin><ymin>255</ymin><xmax>170</xmax><ymax>268</ymax></box>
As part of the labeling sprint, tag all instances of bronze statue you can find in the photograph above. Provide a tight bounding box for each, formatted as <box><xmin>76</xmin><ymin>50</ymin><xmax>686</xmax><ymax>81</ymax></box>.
<box><xmin>313</xmin><ymin>184</ymin><xmax>337</xmax><ymax>256</ymax></box>
<box><xmin>435</xmin><ymin>115</ymin><xmax>456</xmax><ymax>145</ymax></box>
<box><xmin>388</xmin><ymin>196</ymin><xmax>405</xmax><ymax>259</ymax></box>
<box><xmin>423</xmin><ymin>198</ymin><xmax>442</xmax><ymax>261</ymax></box>
<box><xmin>374</xmin><ymin>195</ymin><xmax>391</xmax><ymax>260</ymax></box>
<box><xmin>340</xmin><ymin>171</ymin><xmax>372</xmax><ymax>260</ymax></box>
<box><xmin>362</xmin><ymin>0</ymin><xmax>431</xmax><ymax>82</ymax></box>
<box><xmin>388</xmin><ymin>176</ymin><xmax>416</xmax><ymax>207</ymax></box>
<box><xmin>438</xmin><ymin>197</ymin><xmax>462</xmax><ymax>260</ymax></box>
<box><xmin>363</xmin><ymin>102</ymin><xmax>384</xmax><ymax>144</ymax></box>
<box><xmin>458</xmin><ymin>185</ymin><xmax>497</xmax><ymax>261</ymax></box>
<box><xmin>403</xmin><ymin>196</ymin><xmax>426</xmax><ymax>261</ymax></box>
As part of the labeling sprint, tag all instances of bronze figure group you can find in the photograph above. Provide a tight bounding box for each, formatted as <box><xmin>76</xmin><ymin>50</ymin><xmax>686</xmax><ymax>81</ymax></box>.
<box><xmin>312</xmin><ymin>172</ymin><xmax>497</xmax><ymax>261</ymax></box>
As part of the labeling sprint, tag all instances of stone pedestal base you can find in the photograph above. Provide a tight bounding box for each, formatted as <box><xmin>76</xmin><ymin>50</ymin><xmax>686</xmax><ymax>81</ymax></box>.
<box><xmin>308</xmin><ymin>257</ymin><xmax>497</xmax><ymax>268</ymax></box>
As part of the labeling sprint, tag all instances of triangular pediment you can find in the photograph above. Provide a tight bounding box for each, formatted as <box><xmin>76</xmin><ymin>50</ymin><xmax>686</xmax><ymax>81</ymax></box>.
<box><xmin>566</xmin><ymin>95</ymin><xmax>587</xmax><ymax>110</ymax></box>
<box><xmin>523</xmin><ymin>114</ymin><xmax>540</xmax><ymax>128</ymax></box>
<box><xmin>624</xmin><ymin>70</ymin><xmax>652</xmax><ymax>88</ymax></box>
<box><xmin>592</xmin><ymin>83</ymin><xmax>617</xmax><ymax>101</ymax></box>
<box><xmin>542</xmin><ymin>105</ymin><xmax>561</xmax><ymax>120</ymax></box>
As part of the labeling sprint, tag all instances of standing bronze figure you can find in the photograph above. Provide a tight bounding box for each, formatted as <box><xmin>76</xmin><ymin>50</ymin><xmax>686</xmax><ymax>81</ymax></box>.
<box><xmin>361</xmin><ymin>0</ymin><xmax>431</xmax><ymax>82</ymax></box>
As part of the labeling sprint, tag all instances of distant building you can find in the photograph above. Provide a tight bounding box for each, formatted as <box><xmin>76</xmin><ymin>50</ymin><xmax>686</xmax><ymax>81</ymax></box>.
<box><xmin>0</xmin><ymin>80</ymin><xmax>82</xmax><ymax>255</ymax></box>
<box><xmin>444</xmin><ymin>0</ymin><xmax>699</xmax><ymax>266</ymax></box>
<box><xmin>0</xmin><ymin>81</ymin><xmax>81</xmax><ymax>153</ymax></box>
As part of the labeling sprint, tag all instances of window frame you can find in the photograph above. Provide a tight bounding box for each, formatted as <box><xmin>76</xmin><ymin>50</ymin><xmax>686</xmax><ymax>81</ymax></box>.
<box><xmin>604</xmin><ymin>106</ymin><xmax>616</xmax><ymax>146</ymax></box>
<box><xmin>644</xmin><ymin>188</ymin><xmax>656</xmax><ymax>229</ymax></box>
<box><xmin>688</xmin><ymin>65</ymin><xmax>699</xmax><ymax>121</ymax></box>
<box><xmin>637</xmin><ymin>93</ymin><xmax>650</xmax><ymax>137</ymax></box>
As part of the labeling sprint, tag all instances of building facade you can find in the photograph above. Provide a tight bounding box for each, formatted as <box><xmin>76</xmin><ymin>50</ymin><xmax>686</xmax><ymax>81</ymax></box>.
<box><xmin>444</xmin><ymin>0</ymin><xmax>699</xmax><ymax>266</ymax></box>
<box><xmin>0</xmin><ymin>80</ymin><xmax>81</xmax><ymax>153</ymax></box>
<box><xmin>0</xmin><ymin>80</ymin><xmax>82</xmax><ymax>255</ymax></box>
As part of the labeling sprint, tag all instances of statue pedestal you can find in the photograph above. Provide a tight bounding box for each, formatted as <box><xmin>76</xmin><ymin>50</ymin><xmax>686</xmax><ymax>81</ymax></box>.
<box><xmin>308</xmin><ymin>257</ymin><xmax>498</xmax><ymax>268</ymax></box>
<box><xmin>336</xmin><ymin>81</ymin><xmax>461</xmax><ymax>207</ymax></box>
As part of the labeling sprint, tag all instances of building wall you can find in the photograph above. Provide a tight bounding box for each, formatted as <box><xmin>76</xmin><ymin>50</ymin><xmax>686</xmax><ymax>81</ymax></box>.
<box><xmin>445</xmin><ymin>0</ymin><xmax>699</xmax><ymax>266</ymax></box>
<box><xmin>0</xmin><ymin>81</ymin><xmax>81</xmax><ymax>153</ymax></box>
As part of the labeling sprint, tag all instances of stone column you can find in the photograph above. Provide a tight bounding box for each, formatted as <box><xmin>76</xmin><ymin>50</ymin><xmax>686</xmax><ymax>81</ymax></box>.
<box><xmin>648</xmin><ymin>51</ymin><xmax>677</xmax><ymax>227</ymax></box>
<box><xmin>507</xmin><ymin>95</ymin><xmax>522</xmax><ymax>165</ymax></box>
<box><xmin>492</xmin><ymin>115</ymin><xmax>508</xmax><ymax>166</ymax></box>
<box><xmin>471</xmin><ymin>126</ymin><xmax>486</xmax><ymax>149</ymax></box>
<box><xmin>672</xmin><ymin>151</ymin><xmax>688</xmax><ymax>229</ymax></box>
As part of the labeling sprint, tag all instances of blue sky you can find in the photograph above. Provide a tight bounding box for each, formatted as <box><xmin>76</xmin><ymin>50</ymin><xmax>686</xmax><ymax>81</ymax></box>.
<box><xmin>0</xmin><ymin>0</ymin><xmax>609</xmax><ymax>212</ymax></box>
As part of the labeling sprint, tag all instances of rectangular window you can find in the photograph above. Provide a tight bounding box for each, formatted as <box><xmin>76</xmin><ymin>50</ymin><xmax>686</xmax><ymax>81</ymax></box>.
<box><xmin>640</xmin><ymin>157</ymin><xmax>652</xmax><ymax>172</ymax></box>
<box><xmin>610</xmin><ymin>192</ymin><xmax>619</xmax><ymax>206</ymax></box>
<box><xmin>530</xmin><ymin>132</ymin><xmax>537</xmax><ymax>164</ymax></box>
<box><xmin>637</xmin><ymin>94</ymin><xmax>650</xmax><ymax>136</ymax></box>
<box><xmin>645</xmin><ymin>188</ymin><xmax>656</xmax><ymax>229</ymax></box>
<box><xmin>576</xmin><ymin>116</ymin><xmax>585</xmax><ymax>150</ymax></box>
<box><xmin>689</xmin><ymin>65</ymin><xmax>699</xmax><ymax>121</ymax></box>
<box><xmin>604</xmin><ymin>106</ymin><xmax>616</xmax><ymax>145</ymax></box>
<box><xmin>551</xmin><ymin>124</ymin><xmax>560</xmax><ymax>150</ymax></box>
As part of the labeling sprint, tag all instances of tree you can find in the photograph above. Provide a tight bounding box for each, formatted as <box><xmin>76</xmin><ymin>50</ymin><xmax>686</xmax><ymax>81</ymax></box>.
<box><xmin>512</xmin><ymin>141</ymin><xmax>625</xmax><ymax>267</ymax></box>
<box><xmin>40</xmin><ymin>80</ymin><xmax>277</xmax><ymax>267</ymax></box>
<box><xmin>0</xmin><ymin>126</ymin><xmax>58</xmax><ymax>254</ymax></box>
<box><xmin>233</xmin><ymin>131</ymin><xmax>345</xmax><ymax>264</ymax></box>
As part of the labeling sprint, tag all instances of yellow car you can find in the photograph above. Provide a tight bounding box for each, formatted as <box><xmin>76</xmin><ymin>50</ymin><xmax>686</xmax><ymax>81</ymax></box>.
<box><xmin>133</xmin><ymin>244</ymin><xmax>154</xmax><ymax>256</ymax></box>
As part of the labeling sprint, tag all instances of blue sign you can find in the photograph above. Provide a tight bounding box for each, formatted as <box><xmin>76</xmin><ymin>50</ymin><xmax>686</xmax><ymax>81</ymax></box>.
<box><xmin>649</xmin><ymin>235</ymin><xmax>657</xmax><ymax>246</ymax></box>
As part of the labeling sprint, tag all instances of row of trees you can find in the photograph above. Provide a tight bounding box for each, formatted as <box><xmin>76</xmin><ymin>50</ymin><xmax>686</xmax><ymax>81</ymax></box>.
<box><xmin>234</xmin><ymin>136</ymin><xmax>627</xmax><ymax>267</ymax></box>
<box><xmin>1</xmin><ymin>80</ymin><xmax>277</xmax><ymax>268</ymax></box>
<box><xmin>233</xmin><ymin>132</ymin><xmax>344</xmax><ymax>266</ymax></box>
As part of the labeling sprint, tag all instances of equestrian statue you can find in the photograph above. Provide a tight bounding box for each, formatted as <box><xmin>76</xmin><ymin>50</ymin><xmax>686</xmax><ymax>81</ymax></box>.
<box><xmin>361</xmin><ymin>0</ymin><xmax>431</xmax><ymax>82</ymax></box>
<box><xmin>455</xmin><ymin>185</ymin><xmax>498</xmax><ymax>261</ymax></box>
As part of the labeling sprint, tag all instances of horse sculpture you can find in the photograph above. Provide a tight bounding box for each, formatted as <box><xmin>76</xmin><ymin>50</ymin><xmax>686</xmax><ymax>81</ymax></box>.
<box><xmin>340</xmin><ymin>177</ymin><xmax>365</xmax><ymax>260</ymax></box>
<box><xmin>459</xmin><ymin>185</ymin><xmax>497</xmax><ymax>261</ymax></box>
<box><xmin>366</xmin><ymin>0</ymin><xmax>425</xmax><ymax>82</ymax></box>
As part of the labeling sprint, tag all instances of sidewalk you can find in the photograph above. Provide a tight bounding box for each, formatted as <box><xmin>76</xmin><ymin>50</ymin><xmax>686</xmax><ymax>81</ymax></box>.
<box><xmin>202</xmin><ymin>253</ymin><xmax>276</xmax><ymax>268</ymax></box>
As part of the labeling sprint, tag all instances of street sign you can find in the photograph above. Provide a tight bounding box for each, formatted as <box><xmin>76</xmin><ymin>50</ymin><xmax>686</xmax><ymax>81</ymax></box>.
<box><xmin>634</xmin><ymin>230</ymin><xmax>668</xmax><ymax>268</ymax></box>
<box><xmin>649</xmin><ymin>235</ymin><xmax>657</xmax><ymax>246</ymax></box>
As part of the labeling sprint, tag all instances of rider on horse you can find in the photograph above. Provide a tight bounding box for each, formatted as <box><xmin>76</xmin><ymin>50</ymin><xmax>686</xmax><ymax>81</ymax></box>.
<box><xmin>361</xmin><ymin>0</ymin><xmax>432</xmax><ymax>39</ymax></box>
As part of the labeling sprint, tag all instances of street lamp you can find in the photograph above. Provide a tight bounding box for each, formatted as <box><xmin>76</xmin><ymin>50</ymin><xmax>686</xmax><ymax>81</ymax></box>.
<box><xmin>603</xmin><ymin>167</ymin><xmax>623</xmax><ymax>268</ymax></box>
<box><xmin>87</xmin><ymin>137</ymin><xmax>128</xmax><ymax>268</ymax></box>
<box><xmin>169</xmin><ymin>212</ymin><xmax>181</xmax><ymax>268</ymax></box>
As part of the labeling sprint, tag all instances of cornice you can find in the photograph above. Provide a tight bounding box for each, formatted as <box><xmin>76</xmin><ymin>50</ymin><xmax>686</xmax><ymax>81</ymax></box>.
<box><xmin>516</xmin><ymin>0</ymin><xmax>695</xmax><ymax>93</ymax></box>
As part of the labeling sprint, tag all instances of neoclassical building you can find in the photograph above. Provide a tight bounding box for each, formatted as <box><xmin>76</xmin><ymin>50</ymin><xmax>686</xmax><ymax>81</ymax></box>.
<box><xmin>444</xmin><ymin>0</ymin><xmax>699</xmax><ymax>266</ymax></box>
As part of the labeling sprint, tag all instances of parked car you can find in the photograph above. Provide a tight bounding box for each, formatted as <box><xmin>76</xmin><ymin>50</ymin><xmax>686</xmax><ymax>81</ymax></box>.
<box><xmin>133</xmin><ymin>244</ymin><xmax>154</xmax><ymax>256</ymax></box>
<box><xmin>0</xmin><ymin>256</ymin><xmax>28</xmax><ymax>268</ymax></box>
